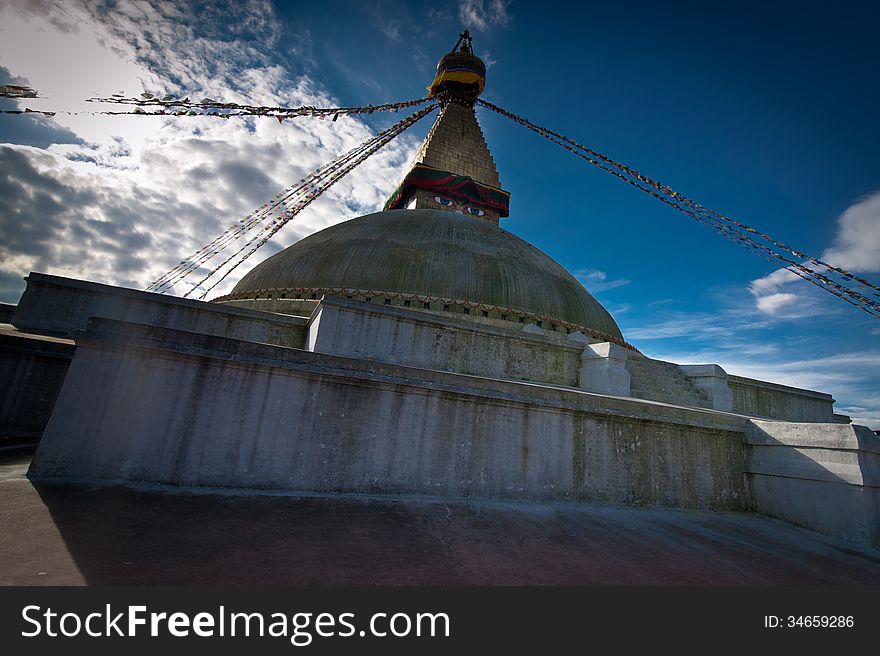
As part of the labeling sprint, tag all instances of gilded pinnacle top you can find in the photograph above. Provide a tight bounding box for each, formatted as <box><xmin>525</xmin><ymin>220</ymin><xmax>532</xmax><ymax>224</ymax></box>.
<box><xmin>428</xmin><ymin>30</ymin><xmax>486</xmax><ymax>102</ymax></box>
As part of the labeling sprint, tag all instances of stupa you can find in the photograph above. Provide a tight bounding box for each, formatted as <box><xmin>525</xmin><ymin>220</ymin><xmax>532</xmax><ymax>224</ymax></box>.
<box><xmin>1</xmin><ymin>33</ymin><xmax>877</xmax><ymax>550</ymax></box>
<box><xmin>216</xmin><ymin>31</ymin><xmax>623</xmax><ymax>345</ymax></box>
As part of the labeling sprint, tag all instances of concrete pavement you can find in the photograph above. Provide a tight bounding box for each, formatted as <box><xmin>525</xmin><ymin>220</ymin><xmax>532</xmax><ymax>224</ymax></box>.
<box><xmin>2</xmin><ymin>449</ymin><xmax>879</xmax><ymax>585</ymax></box>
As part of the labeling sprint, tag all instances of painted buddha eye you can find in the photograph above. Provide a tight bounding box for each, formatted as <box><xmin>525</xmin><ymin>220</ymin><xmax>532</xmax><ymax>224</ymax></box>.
<box><xmin>466</xmin><ymin>206</ymin><xmax>485</xmax><ymax>216</ymax></box>
<box><xmin>434</xmin><ymin>196</ymin><xmax>455</xmax><ymax>207</ymax></box>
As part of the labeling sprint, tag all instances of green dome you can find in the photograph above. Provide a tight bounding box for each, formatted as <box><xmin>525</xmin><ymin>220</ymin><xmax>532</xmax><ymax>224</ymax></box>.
<box><xmin>228</xmin><ymin>209</ymin><xmax>624</xmax><ymax>342</ymax></box>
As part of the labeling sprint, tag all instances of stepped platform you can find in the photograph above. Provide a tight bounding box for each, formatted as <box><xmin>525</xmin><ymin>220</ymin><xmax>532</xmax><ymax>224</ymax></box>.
<box><xmin>626</xmin><ymin>353</ymin><xmax>713</xmax><ymax>409</ymax></box>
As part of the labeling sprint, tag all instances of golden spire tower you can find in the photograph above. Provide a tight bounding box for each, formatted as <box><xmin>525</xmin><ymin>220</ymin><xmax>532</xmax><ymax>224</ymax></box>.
<box><xmin>384</xmin><ymin>31</ymin><xmax>510</xmax><ymax>224</ymax></box>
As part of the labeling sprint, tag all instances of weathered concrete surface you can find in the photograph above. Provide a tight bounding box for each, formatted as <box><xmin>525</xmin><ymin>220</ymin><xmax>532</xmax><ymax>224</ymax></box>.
<box><xmin>307</xmin><ymin>296</ymin><xmax>584</xmax><ymax>386</ymax></box>
<box><xmin>0</xmin><ymin>303</ymin><xmax>14</xmax><ymax>324</ymax></box>
<box><xmin>2</xmin><ymin>453</ymin><xmax>879</xmax><ymax>585</ymax></box>
<box><xmin>13</xmin><ymin>274</ymin><xmax>842</xmax><ymax>424</ymax></box>
<box><xmin>730</xmin><ymin>374</ymin><xmax>835</xmax><ymax>423</ymax></box>
<box><xmin>220</xmin><ymin>296</ymin><xmax>319</xmax><ymax>318</ymax></box>
<box><xmin>678</xmin><ymin>364</ymin><xmax>733</xmax><ymax>412</ymax></box>
<box><xmin>30</xmin><ymin>317</ymin><xmax>750</xmax><ymax>510</ymax></box>
<box><xmin>0</xmin><ymin>324</ymin><xmax>73</xmax><ymax>442</ymax></box>
<box><xmin>745</xmin><ymin>420</ymin><xmax>880</xmax><ymax>546</ymax></box>
<box><xmin>579</xmin><ymin>342</ymin><xmax>630</xmax><ymax>396</ymax></box>
<box><xmin>13</xmin><ymin>272</ymin><xmax>308</xmax><ymax>348</ymax></box>
<box><xmin>626</xmin><ymin>354</ymin><xmax>712</xmax><ymax>409</ymax></box>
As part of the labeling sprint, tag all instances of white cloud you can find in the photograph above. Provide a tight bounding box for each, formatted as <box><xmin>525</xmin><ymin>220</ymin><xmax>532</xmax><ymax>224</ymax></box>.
<box><xmin>755</xmin><ymin>292</ymin><xmax>798</xmax><ymax>315</ymax></box>
<box><xmin>749</xmin><ymin>267</ymin><xmax>801</xmax><ymax>296</ymax></box>
<box><xmin>573</xmin><ymin>267</ymin><xmax>630</xmax><ymax>293</ymax></box>
<box><xmin>747</xmin><ymin>267</ymin><xmax>824</xmax><ymax>320</ymax></box>
<box><xmin>822</xmin><ymin>190</ymin><xmax>880</xmax><ymax>273</ymax></box>
<box><xmin>458</xmin><ymin>0</ymin><xmax>511</xmax><ymax>32</ymax></box>
<box><xmin>0</xmin><ymin>0</ymin><xmax>421</xmax><ymax>301</ymax></box>
<box><xmin>747</xmin><ymin>192</ymin><xmax>880</xmax><ymax>319</ymax></box>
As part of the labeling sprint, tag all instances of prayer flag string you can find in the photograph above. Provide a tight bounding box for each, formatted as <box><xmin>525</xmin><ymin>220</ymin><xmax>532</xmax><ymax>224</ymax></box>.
<box><xmin>0</xmin><ymin>84</ymin><xmax>38</xmax><ymax>98</ymax></box>
<box><xmin>2</xmin><ymin>95</ymin><xmax>433</xmax><ymax>121</ymax></box>
<box><xmin>476</xmin><ymin>99</ymin><xmax>880</xmax><ymax>320</ymax></box>
<box><xmin>146</xmin><ymin>103</ymin><xmax>439</xmax><ymax>297</ymax></box>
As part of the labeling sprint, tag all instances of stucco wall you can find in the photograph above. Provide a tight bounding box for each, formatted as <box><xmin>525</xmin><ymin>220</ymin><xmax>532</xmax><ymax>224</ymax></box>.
<box><xmin>0</xmin><ymin>326</ymin><xmax>73</xmax><ymax>441</ymax></box>
<box><xmin>30</xmin><ymin>318</ymin><xmax>750</xmax><ymax>510</ymax></box>
<box><xmin>0</xmin><ymin>303</ymin><xmax>15</xmax><ymax>324</ymax></box>
<box><xmin>218</xmin><ymin>297</ymin><xmax>319</xmax><ymax>318</ymax></box>
<box><xmin>308</xmin><ymin>296</ymin><xmax>585</xmax><ymax>387</ymax></box>
<box><xmin>745</xmin><ymin>420</ymin><xmax>880</xmax><ymax>546</ymax></box>
<box><xmin>13</xmin><ymin>272</ymin><xmax>308</xmax><ymax>348</ymax></box>
<box><xmin>729</xmin><ymin>375</ymin><xmax>835</xmax><ymax>423</ymax></box>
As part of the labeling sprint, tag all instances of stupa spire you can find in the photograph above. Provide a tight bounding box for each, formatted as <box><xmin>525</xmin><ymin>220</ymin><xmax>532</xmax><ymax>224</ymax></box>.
<box><xmin>384</xmin><ymin>32</ymin><xmax>510</xmax><ymax>224</ymax></box>
<box><xmin>427</xmin><ymin>30</ymin><xmax>485</xmax><ymax>101</ymax></box>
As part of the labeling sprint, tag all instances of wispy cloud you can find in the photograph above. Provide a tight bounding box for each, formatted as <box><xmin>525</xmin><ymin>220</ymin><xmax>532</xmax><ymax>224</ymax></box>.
<box><xmin>573</xmin><ymin>267</ymin><xmax>630</xmax><ymax>293</ymax></box>
<box><xmin>837</xmin><ymin>406</ymin><xmax>880</xmax><ymax>430</ymax></box>
<box><xmin>647</xmin><ymin>298</ymin><xmax>684</xmax><ymax>307</ymax></box>
<box><xmin>624</xmin><ymin>307</ymin><xmax>773</xmax><ymax>341</ymax></box>
<box><xmin>458</xmin><ymin>0</ymin><xmax>511</xmax><ymax>32</ymax></box>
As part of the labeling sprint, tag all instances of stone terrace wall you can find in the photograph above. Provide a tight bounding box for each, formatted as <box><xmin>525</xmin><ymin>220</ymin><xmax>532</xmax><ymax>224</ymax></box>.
<box><xmin>13</xmin><ymin>272</ymin><xmax>308</xmax><ymax>349</ymax></box>
<box><xmin>30</xmin><ymin>318</ymin><xmax>750</xmax><ymax>510</ymax></box>
<box><xmin>729</xmin><ymin>375</ymin><xmax>835</xmax><ymax>423</ymax></box>
<box><xmin>0</xmin><ymin>303</ymin><xmax>15</xmax><ymax>324</ymax></box>
<box><xmin>745</xmin><ymin>419</ymin><xmax>880</xmax><ymax>546</ymax></box>
<box><xmin>0</xmin><ymin>326</ymin><xmax>73</xmax><ymax>442</ymax></box>
<box><xmin>308</xmin><ymin>296</ymin><xmax>586</xmax><ymax>387</ymax></box>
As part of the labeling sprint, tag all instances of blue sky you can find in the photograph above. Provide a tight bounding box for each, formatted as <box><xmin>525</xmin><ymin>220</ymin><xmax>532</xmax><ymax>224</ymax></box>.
<box><xmin>0</xmin><ymin>0</ymin><xmax>878</xmax><ymax>427</ymax></box>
